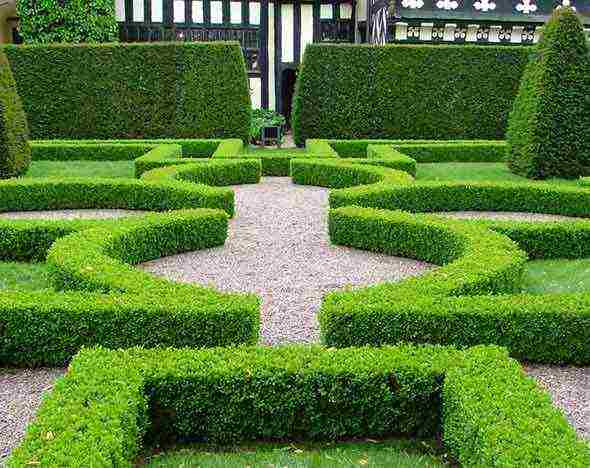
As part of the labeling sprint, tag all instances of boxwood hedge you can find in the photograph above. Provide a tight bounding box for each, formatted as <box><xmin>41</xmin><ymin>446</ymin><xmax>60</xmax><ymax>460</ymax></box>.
<box><xmin>3</xmin><ymin>42</ymin><xmax>251</xmax><ymax>140</ymax></box>
<box><xmin>292</xmin><ymin>44</ymin><xmax>529</xmax><ymax>145</ymax></box>
<box><xmin>300</xmin><ymin>142</ymin><xmax>590</xmax><ymax>363</ymax></box>
<box><xmin>8</xmin><ymin>345</ymin><xmax>589</xmax><ymax>467</ymax></box>
<box><xmin>0</xmin><ymin>49</ymin><xmax>31</xmax><ymax>178</ymax></box>
<box><xmin>0</xmin><ymin>178</ymin><xmax>259</xmax><ymax>366</ymax></box>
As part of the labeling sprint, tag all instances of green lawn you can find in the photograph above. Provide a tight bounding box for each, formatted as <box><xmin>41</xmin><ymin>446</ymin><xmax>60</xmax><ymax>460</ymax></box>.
<box><xmin>0</xmin><ymin>262</ymin><xmax>52</xmax><ymax>291</ymax></box>
<box><xmin>522</xmin><ymin>259</ymin><xmax>590</xmax><ymax>294</ymax></box>
<box><xmin>144</xmin><ymin>439</ymin><xmax>446</xmax><ymax>467</ymax></box>
<box><xmin>25</xmin><ymin>161</ymin><xmax>135</xmax><ymax>179</ymax></box>
<box><xmin>416</xmin><ymin>162</ymin><xmax>578</xmax><ymax>186</ymax></box>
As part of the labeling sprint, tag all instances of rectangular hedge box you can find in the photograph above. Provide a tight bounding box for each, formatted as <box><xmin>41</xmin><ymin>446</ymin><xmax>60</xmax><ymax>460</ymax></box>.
<box><xmin>3</xmin><ymin>42</ymin><xmax>251</xmax><ymax>141</ymax></box>
<box><xmin>9</xmin><ymin>345</ymin><xmax>589</xmax><ymax>467</ymax></box>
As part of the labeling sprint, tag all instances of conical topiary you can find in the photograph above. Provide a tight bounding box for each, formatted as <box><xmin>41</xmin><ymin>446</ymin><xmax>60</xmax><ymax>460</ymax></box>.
<box><xmin>506</xmin><ymin>7</ymin><xmax>590</xmax><ymax>179</ymax></box>
<box><xmin>0</xmin><ymin>49</ymin><xmax>31</xmax><ymax>178</ymax></box>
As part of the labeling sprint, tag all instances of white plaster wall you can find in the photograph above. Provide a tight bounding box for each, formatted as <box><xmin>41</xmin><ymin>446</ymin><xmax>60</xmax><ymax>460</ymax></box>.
<box><xmin>268</xmin><ymin>2</ymin><xmax>276</xmax><ymax>110</ymax></box>
<box><xmin>152</xmin><ymin>0</ymin><xmax>164</xmax><ymax>22</ymax></box>
<box><xmin>300</xmin><ymin>4</ymin><xmax>314</xmax><ymax>63</ymax></box>
<box><xmin>193</xmin><ymin>1</ymin><xmax>204</xmax><ymax>23</ymax></box>
<box><xmin>249</xmin><ymin>77</ymin><xmax>262</xmax><ymax>108</ymax></box>
<box><xmin>210</xmin><ymin>1</ymin><xmax>223</xmax><ymax>23</ymax></box>
<box><xmin>133</xmin><ymin>0</ymin><xmax>145</xmax><ymax>22</ymax></box>
<box><xmin>115</xmin><ymin>0</ymin><xmax>125</xmax><ymax>21</ymax></box>
<box><xmin>230</xmin><ymin>2</ymin><xmax>242</xmax><ymax>24</ymax></box>
<box><xmin>357</xmin><ymin>0</ymin><xmax>367</xmax><ymax>21</ymax></box>
<box><xmin>281</xmin><ymin>3</ymin><xmax>294</xmax><ymax>63</ymax></box>
<box><xmin>249</xmin><ymin>2</ymin><xmax>261</xmax><ymax>25</ymax></box>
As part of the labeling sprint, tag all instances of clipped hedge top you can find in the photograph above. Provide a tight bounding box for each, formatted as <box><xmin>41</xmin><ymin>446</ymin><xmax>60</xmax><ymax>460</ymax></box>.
<box><xmin>9</xmin><ymin>344</ymin><xmax>589</xmax><ymax>467</ymax></box>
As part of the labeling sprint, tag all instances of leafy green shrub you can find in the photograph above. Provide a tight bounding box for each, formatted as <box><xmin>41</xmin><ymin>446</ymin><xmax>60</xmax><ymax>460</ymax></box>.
<box><xmin>3</xmin><ymin>42</ymin><xmax>251</xmax><ymax>140</ymax></box>
<box><xmin>293</xmin><ymin>44</ymin><xmax>529</xmax><ymax>145</ymax></box>
<box><xmin>0</xmin><ymin>204</ymin><xmax>259</xmax><ymax>366</ymax></box>
<box><xmin>0</xmin><ymin>49</ymin><xmax>31</xmax><ymax>178</ymax></box>
<box><xmin>15</xmin><ymin>0</ymin><xmax>118</xmax><ymax>44</ymax></box>
<box><xmin>9</xmin><ymin>345</ymin><xmax>589</xmax><ymax>467</ymax></box>
<box><xmin>507</xmin><ymin>8</ymin><xmax>590</xmax><ymax>179</ymax></box>
<box><xmin>250</xmin><ymin>109</ymin><xmax>286</xmax><ymax>142</ymax></box>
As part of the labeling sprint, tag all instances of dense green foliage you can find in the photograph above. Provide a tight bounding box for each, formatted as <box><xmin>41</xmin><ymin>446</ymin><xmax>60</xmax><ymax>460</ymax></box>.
<box><xmin>507</xmin><ymin>8</ymin><xmax>590</xmax><ymax>179</ymax></box>
<box><xmin>9</xmin><ymin>345</ymin><xmax>589</xmax><ymax>467</ymax></box>
<box><xmin>0</xmin><ymin>178</ymin><xmax>261</xmax><ymax>366</ymax></box>
<box><xmin>15</xmin><ymin>0</ymin><xmax>118</xmax><ymax>44</ymax></box>
<box><xmin>250</xmin><ymin>109</ymin><xmax>286</xmax><ymax>143</ymax></box>
<box><xmin>3</xmin><ymin>42</ymin><xmax>251</xmax><ymax>140</ymax></box>
<box><xmin>293</xmin><ymin>44</ymin><xmax>528</xmax><ymax>145</ymax></box>
<box><xmin>0</xmin><ymin>49</ymin><xmax>31</xmax><ymax>178</ymax></box>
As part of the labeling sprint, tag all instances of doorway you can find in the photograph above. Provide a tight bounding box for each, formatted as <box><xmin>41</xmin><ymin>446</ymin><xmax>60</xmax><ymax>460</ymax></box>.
<box><xmin>280</xmin><ymin>68</ymin><xmax>297</xmax><ymax>129</ymax></box>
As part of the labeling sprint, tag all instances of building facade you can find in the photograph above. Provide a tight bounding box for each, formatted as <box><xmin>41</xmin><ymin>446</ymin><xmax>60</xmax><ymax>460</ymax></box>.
<box><xmin>3</xmin><ymin>0</ymin><xmax>590</xmax><ymax>117</ymax></box>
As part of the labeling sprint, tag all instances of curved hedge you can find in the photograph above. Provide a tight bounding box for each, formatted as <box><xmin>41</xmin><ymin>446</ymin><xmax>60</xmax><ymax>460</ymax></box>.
<box><xmin>4</xmin><ymin>42</ymin><xmax>251</xmax><ymax>140</ymax></box>
<box><xmin>294</xmin><ymin>145</ymin><xmax>590</xmax><ymax>363</ymax></box>
<box><xmin>293</xmin><ymin>44</ymin><xmax>529</xmax><ymax>145</ymax></box>
<box><xmin>0</xmin><ymin>49</ymin><xmax>31</xmax><ymax>178</ymax></box>
<box><xmin>9</xmin><ymin>345</ymin><xmax>589</xmax><ymax>467</ymax></box>
<box><xmin>0</xmin><ymin>179</ymin><xmax>259</xmax><ymax>366</ymax></box>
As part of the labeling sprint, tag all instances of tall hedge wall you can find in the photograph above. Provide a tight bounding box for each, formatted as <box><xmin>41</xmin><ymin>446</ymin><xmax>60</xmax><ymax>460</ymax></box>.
<box><xmin>292</xmin><ymin>44</ymin><xmax>530</xmax><ymax>145</ymax></box>
<box><xmin>3</xmin><ymin>42</ymin><xmax>251</xmax><ymax>141</ymax></box>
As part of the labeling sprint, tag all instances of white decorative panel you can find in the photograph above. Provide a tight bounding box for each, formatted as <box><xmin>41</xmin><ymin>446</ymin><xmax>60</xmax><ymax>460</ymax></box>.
<box><xmin>300</xmin><ymin>5</ymin><xmax>314</xmax><ymax>59</ymax></box>
<box><xmin>443</xmin><ymin>23</ymin><xmax>456</xmax><ymax>41</ymax></box>
<box><xmin>357</xmin><ymin>0</ymin><xmax>367</xmax><ymax>21</ymax></box>
<box><xmin>340</xmin><ymin>3</ymin><xmax>353</xmax><ymax>19</ymax></box>
<box><xmin>420</xmin><ymin>22</ymin><xmax>433</xmax><ymax>41</ymax></box>
<box><xmin>249</xmin><ymin>77</ymin><xmax>262</xmax><ymax>109</ymax></box>
<box><xmin>511</xmin><ymin>25</ymin><xmax>524</xmax><ymax>43</ymax></box>
<box><xmin>281</xmin><ymin>4</ymin><xmax>294</xmax><ymax>63</ymax></box>
<box><xmin>466</xmin><ymin>24</ymin><xmax>478</xmax><ymax>42</ymax></box>
<box><xmin>395</xmin><ymin>22</ymin><xmax>408</xmax><ymax>41</ymax></box>
<box><xmin>115</xmin><ymin>0</ymin><xmax>125</xmax><ymax>21</ymax></box>
<box><xmin>249</xmin><ymin>2</ymin><xmax>260</xmax><ymax>25</ymax></box>
<box><xmin>211</xmin><ymin>1</ymin><xmax>224</xmax><ymax>23</ymax></box>
<box><xmin>320</xmin><ymin>4</ymin><xmax>333</xmax><ymax>19</ymax></box>
<box><xmin>133</xmin><ymin>0</ymin><xmax>144</xmax><ymax>22</ymax></box>
<box><xmin>230</xmin><ymin>2</ymin><xmax>242</xmax><ymax>23</ymax></box>
<box><xmin>174</xmin><ymin>0</ymin><xmax>185</xmax><ymax>23</ymax></box>
<box><xmin>152</xmin><ymin>0</ymin><xmax>163</xmax><ymax>22</ymax></box>
<box><xmin>193</xmin><ymin>1</ymin><xmax>204</xmax><ymax>22</ymax></box>
<box><xmin>489</xmin><ymin>25</ymin><xmax>501</xmax><ymax>42</ymax></box>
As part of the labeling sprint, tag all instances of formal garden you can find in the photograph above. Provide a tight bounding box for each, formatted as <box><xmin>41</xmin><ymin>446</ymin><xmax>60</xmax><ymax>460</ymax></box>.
<box><xmin>0</xmin><ymin>6</ymin><xmax>589</xmax><ymax>467</ymax></box>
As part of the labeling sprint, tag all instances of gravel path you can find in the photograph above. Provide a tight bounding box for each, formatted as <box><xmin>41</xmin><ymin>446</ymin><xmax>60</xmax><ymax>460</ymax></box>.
<box><xmin>0</xmin><ymin>368</ymin><xmax>65</xmax><ymax>463</ymax></box>
<box><xmin>525</xmin><ymin>365</ymin><xmax>590</xmax><ymax>439</ymax></box>
<box><xmin>0</xmin><ymin>209</ymin><xmax>146</xmax><ymax>220</ymax></box>
<box><xmin>140</xmin><ymin>177</ymin><xmax>433</xmax><ymax>344</ymax></box>
<box><xmin>435</xmin><ymin>211</ymin><xmax>580</xmax><ymax>222</ymax></box>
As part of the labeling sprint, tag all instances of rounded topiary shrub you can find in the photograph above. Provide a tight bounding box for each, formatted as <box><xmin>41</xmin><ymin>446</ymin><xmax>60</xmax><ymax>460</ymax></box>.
<box><xmin>507</xmin><ymin>8</ymin><xmax>590</xmax><ymax>179</ymax></box>
<box><xmin>16</xmin><ymin>0</ymin><xmax>118</xmax><ymax>44</ymax></box>
<box><xmin>0</xmin><ymin>49</ymin><xmax>31</xmax><ymax>178</ymax></box>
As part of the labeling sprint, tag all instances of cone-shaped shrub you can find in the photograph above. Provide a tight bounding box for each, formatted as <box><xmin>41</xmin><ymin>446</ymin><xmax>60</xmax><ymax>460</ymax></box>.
<box><xmin>507</xmin><ymin>8</ymin><xmax>590</xmax><ymax>179</ymax></box>
<box><xmin>0</xmin><ymin>50</ymin><xmax>31</xmax><ymax>178</ymax></box>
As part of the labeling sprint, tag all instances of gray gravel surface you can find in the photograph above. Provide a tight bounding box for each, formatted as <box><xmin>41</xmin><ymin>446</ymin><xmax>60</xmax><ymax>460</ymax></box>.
<box><xmin>140</xmin><ymin>177</ymin><xmax>433</xmax><ymax>344</ymax></box>
<box><xmin>435</xmin><ymin>211</ymin><xmax>580</xmax><ymax>222</ymax></box>
<box><xmin>0</xmin><ymin>368</ymin><xmax>65</xmax><ymax>463</ymax></box>
<box><xmin>525</xmin><ymin>365</ymin><xmax>590</xmax><ymax>439</ymax></box>
<box><xmin>0</xmin><ymin>209</ymin><xmax>146</xmax><ymax>220</ymax></box>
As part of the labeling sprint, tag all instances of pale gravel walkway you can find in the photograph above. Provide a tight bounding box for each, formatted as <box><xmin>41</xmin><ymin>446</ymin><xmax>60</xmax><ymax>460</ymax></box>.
<box><xmin>140</xmin><ymin>177</ymin><xmax>433</xmax><ymax>344</ymax></box>
<box><xmin>0</xmin><ymin>368</ymin><xmax>65</xmax><ymax>464</ymax></box>
<box><xmin>0</xmin><ymin>209</ymin><xmax>146</xmax><ymax>220</ymax></box>
<box><xmin>525</xmin><ymin>365</ymin><xmax>590</xmax><ymax>439</ymax></box>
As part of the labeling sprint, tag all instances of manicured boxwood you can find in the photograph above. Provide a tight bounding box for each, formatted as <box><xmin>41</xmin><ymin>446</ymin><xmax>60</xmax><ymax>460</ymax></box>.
<box><xmin>0</xmin><ymin>179</ymin><xmax>260</xmax><ymax>366</ymax></box>
<box><xmin>16</xmin><ymin>0</ymin><xmax>118</xmax><ymax>44</ymax></box>
<box><xmin>293</xmin><ymin>44</ymin><xmax>529</xmax><ymax>145</ymax></box>
<box><xmin>3</xmin><ymin>42</ymin><xmax>251</xmax><ymax>140</ymax></box>
<box><xmin>9</xmin><ymin>345</ymin><xmax>589</xmax><ymax>467</ymax></box>
<box><xmin>31</xmin><ymin>139</ymin><xmax>220</xmax><ymax>161</ymax></box>
<box><xmin>0</xmin><ymin>49</ymin><xmax>31</xmax><ymax>178</ymax></box>
<box><xmin>507</xmin><ymin>8</ymin><xmax>590</xmax><ymax>179</ymax></box>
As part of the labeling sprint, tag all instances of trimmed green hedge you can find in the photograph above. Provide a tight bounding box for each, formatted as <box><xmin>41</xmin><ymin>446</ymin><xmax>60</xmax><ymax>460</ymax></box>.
<box><xmin>9</xmin><ymin>345</ymin><xmax>589</xmax><ymax>467</ymax></box>
<box><xmin>507</xmin><ymin>8</ymin><xmax>590</xmax><ymax>179</ymax></box>
<box><xmin>293</xmin><ymin>44</ymin><xmax>529</xmax><ymax>145</ymax></box>
<box><xmin>15</xmin><ymin>0</ymin><xmax>118</xmax><ymax>44</ymax></box>
<box><xmin>0</xmin><ymin>178</ymin><xmax>260</xmax><ymax>366</ymax></box>
<box><xmin>0</xmin><ymin>49</ymin><xmax>31</xmax><ymax>178</ymax></box>
<box><xmin>4</xmin><ymin>42</ymin><xmax>251</xmax><ymax>140</ymax></box>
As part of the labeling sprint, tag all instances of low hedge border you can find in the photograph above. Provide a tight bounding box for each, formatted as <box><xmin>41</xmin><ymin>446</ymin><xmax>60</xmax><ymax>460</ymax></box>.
<box><xmin>290</xmin><ymin>149</ymin><xmax>590</xmax><ymax>363</ymax></box>
<box><xmin>0</xmin><ymin>179</ymin><xmax>259</xmax><ymax>366</ymax></box>
<box><xmin>9</xmin><ymin>345</ymin><xmax>589</xmax><ymax>467</ymax></box>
